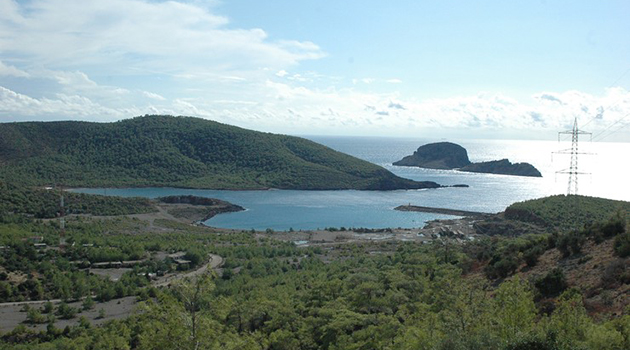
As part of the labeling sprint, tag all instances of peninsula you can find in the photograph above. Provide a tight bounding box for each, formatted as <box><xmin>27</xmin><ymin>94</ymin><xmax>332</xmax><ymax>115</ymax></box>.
<box><xmin>393</xmin><ymin>142</ymin><xmax>542</xmax><ymax>177</ymax></box>
<box><xmin>0</xmin><ymin>115</ymin><xmax>441</xmax><ymax>191</ymax></box>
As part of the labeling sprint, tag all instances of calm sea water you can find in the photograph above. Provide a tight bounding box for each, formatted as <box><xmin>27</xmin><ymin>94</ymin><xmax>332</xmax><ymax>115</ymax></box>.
<box><xmin>74</xmin><ymin>137</ymin><xmax>630</xmax><ymax>231</ymax></box>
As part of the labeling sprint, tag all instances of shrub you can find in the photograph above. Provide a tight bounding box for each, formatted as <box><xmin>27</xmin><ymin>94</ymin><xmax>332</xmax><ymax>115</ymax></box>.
<box><xmin>41</xmin><ymin>301</ymin><xmax>54</xmax><ymax>314</ymax></box>
<box><xmin>82</xmin><ymin>295</ymin><xmax>95</xmax><ymax>310</ymax></box>
<box><xmin>535</xmin><ymin>268</ymin><xmax>568</xmax><ymax>298</ymax></box>
<box><xmin>600</xmin><ymin>212</ymin><xmax>626</xmax><ymax>238</ymax></box>
<box><xmin>56</xmin><ymin>302</ymin><xmax>77</xmax><ymax>320</ymax></box>
<box><xmin>504</xmin><ymin>334</ymin><xmax>560</xmax><ymax>350</ymax></box>
<box><xmin>26</xmin><ymin>308</ymin><xmax>46</xmax><ymax>324</ymax></box>
<box><xmin>524</xmin><ymin>246</ymin><xmax>544</xmax><ymax>267</ymax></box>
<box><xmin>485</xmin><ymin>255</ymin><xmax>520</xmax><ymax>279</ymax></box>
<box><xmin>613</xmin><ymin>232</ymin><xmax>630</xmax><ymax>257</ymax></box>
<box><xmin>557</xmin><ymin>231</ymin><xmax>586</xmax><ymax>257</ymax></box>
<box><xmin>600</xmin><ymin>259</ymin><xmax>630</xmax><ymax>289</ymax></box>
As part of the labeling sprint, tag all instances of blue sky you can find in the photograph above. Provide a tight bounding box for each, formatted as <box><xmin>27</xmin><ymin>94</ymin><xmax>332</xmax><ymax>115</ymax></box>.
<box><xmin>1</xmin><ymin>0</ymin><xmax>629</xmax><ymax>140</ymax></box>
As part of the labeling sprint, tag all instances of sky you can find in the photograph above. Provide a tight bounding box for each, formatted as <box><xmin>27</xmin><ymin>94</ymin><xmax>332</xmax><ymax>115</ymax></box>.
<box><xmin>1</xmin><ymin>0</ymin><xmax>629</xmax><ymax>140</ymax></box>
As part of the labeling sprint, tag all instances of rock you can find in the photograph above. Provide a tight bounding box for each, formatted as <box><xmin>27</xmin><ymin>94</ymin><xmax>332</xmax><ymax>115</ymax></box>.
<box><xmin>393</xmin><ymin>142</ymin><xmax>471</xmax><ymax>169</ymax></box>
<box><xmin>393</xmin><ymin>142</ymin><xmax>542</xmax><ymax>177</ymax></box>
<box><xmin>460</xmin><ymin>159</ymin><xmax>542</xmax><ymax>177</ymax></box>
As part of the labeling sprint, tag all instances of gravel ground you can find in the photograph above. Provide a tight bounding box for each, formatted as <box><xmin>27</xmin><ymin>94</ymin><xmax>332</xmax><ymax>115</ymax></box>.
<box><xmin>0</xmin><ymin>296</ymin><xmax>138</xmax><ymax>333</ymax></box>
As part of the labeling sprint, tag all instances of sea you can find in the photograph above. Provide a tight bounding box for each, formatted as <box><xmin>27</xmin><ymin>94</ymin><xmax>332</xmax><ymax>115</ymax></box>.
<box><xmin>74</xmin><ymin>137</ymin><xmax>630</xmax><ymax>231</ymax></box>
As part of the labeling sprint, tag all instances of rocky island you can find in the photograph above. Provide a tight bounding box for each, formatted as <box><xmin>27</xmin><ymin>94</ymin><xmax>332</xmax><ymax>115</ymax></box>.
<box><xmin>393</xmin><ymin>142</ymin><xmax>542</xmax><ymax>177</ymax></box>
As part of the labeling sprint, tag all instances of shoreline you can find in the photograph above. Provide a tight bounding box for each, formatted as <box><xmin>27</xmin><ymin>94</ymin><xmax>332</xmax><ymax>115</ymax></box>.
<box><xmin>64</xmin><ymin>182</ymin><xmax>457</xmax><ymax>193</ymax></box>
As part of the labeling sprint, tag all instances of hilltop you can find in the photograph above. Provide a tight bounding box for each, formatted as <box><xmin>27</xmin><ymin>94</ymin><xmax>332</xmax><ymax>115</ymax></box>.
<box><xmin>0</xmin><ymin>115</ymin><xmax>439</xmax><ymax>190</ymax></box>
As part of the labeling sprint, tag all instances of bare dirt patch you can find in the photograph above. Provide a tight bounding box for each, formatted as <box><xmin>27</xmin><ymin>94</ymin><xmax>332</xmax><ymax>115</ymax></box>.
<box><xmin>0</xmin><ymin>296</ymin><xmax>138</xmax><ymax>333</ymax></box>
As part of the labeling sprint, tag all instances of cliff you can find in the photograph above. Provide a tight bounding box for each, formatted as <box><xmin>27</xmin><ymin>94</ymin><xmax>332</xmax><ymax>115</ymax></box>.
<box><xmin>392</xmin><ymin>142</ymin><xmax>471</xmax><ymax>169</ymax></box>
<box><xmin>393</xmin><ymin>142</ymin><xmax>542</xmax><ymax>177</ymax></box>
<box><xmin>460</xmin><ymin>159</ymin><xmax>542</xmax><ymax>177</ymax></box>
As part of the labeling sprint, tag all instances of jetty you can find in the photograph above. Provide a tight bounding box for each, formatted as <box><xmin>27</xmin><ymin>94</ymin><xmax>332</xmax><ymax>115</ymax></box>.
<box><xmin>395</xmin><ymin>205</ymin><xmax>490</xmax><ymax>217</ymax></box>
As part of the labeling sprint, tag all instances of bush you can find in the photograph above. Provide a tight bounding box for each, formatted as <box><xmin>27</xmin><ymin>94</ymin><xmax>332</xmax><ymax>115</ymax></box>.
<box><xmin>56</xmin><ymin>302</ymin><xmax>77</xmax><ymax>319</ymax></box>
<box><xmin>26</xmin><ymin>308</ymin><xmax>46</xmax><ymax>324</ymax></box>
<box><xmin>41</xmin><ymin>301</ymin><xmax>54</xmax><ymax>314</ymax></box>
<box><xmin>524</xmin><ymin>246</ymin><xmax>544</xmax><ymax>267</ymax></box>
<box><xmin>557</xmin><ymin>231</ymin><xmax>586</xmax><ymax>257</ymax></box>
<box><xmin>504</xmin><ymin>334</ymin><xmax>560</xmax><ymax>350</ymax></box>
<box><xmin>613</xmin><ymin>232</ymin><xmax>630</xmax><ymax>257</ymax></box>
<box><xmin>586</xmin><ymin>213</ymin><xmax>626</xmax><ymax>243</ymax></box>
<box><xmin>183</xmin><ymin>249</ymin><xmax>204</xmax><ymax>267</ymax></box>
<box><xmin>600</xmin><ymin>259</ymin><xmax>630</xmax><ymax>289</ymax></box>
<box><xmin>485</xmin><ymin>255</ymin><xmax>520</xmax><ymax>279</ymax></box>
<box><xmin>535</xmin><ymin>268</ymin><xmax>568</xmax><ymax>298</ymax></box>
<box><xmin>82</xmin><ymin>295</ymin><xmax>95</xmax><ymax>310</ymax></box>
<box><xmin>600</xmin><ymin>212</ymin><xmax>626</xmax><ymax>238</ymax></box>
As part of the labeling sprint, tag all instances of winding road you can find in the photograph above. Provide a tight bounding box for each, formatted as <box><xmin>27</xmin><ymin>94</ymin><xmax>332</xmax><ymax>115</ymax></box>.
<box><xmin>152</xmin><ymin>253</ymin><xmax>224</xmax><ymax>288</ymax></box>
<box><xmin>0</xmin><ymin>253</ymin><xmax>224</xmax><ymax>307</ymax></box>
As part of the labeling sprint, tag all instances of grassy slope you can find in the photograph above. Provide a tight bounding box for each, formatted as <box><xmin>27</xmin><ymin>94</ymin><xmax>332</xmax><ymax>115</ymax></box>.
<box><xmin>0</xmin><ymin>115</ymin><xmax>438</xmax><ymax>190</ymax></box>
<box><xmin>505</xmin><ymin>195</ymin><xmax>630</xmax><ymax>231</ymax></box>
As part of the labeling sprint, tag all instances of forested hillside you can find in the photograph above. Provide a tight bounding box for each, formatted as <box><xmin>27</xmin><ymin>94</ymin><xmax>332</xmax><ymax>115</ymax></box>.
<box><xmin>0</xmin><ymin>181</ymin><xmax>156</xmax><ymax>219</ymax></box>
<box><xmin>0</xmin><ymin>116</ymin><xmax>438</xmax><ymax>190</ymax></box>
<box><xmin>0</xmin><ymin>189</ymin><xmax>628</xmax><ymax>349</ymax></box>
<box><xmin>506</xmin><ymin>195</ymin><xmax>630</xmax><ymax>231</ymax></box>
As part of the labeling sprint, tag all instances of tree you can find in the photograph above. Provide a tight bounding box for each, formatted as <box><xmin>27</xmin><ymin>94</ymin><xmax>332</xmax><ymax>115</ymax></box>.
<box><xmin>493</xmin><ymin>277</ymin><xmax>536</xmax><ymax>341</ymax></box>
<box><xmin>56</xmin><ymin>302</ymin><xmax>77</xmax><ymax>319</ymax></box>
<box><xmin>26</xmin><ymin>308</ymin><xmax>46</xmax><ymax>324</ymax></box>
<box><xmin>137</xmin><ymin>273</ymin><xmax>224</xmax><ymax>350</ymax></box>
<box><xmin>82</xmin><ymin>295</ymin><xmax>95</xmax><ymax>310</ymax></box>
<box><xmin>546</xmin><ymin>292</ymin><xmax>591</xmax><ymax>348</ymax></box>
<box><xmin>42</xmin><ymin>301</ymin><xmax>54</xmax><ymax>314</ymax></box>
<box><xmin>535</xmin><ymin>268</ymin><xmax>568</xmax><ymax>298</ymax></box>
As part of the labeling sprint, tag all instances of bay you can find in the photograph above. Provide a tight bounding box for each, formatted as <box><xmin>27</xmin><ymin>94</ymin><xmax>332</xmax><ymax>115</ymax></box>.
<box><xmin>74</xmin><ymin>137</ymin><xmax>630</xmax><ymax>231</ymax></box>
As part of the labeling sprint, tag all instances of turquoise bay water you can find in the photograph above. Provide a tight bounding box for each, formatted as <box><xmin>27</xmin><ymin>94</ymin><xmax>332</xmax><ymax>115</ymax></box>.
<box><xmin>74</xmin><ymin>137</ymin><xmax>630</xmax><ymax>231</ymax></box>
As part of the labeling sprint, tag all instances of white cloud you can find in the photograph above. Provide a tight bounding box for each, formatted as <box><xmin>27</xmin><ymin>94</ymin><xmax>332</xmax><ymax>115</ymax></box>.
<box><xmin>536</xmin><ymin>93</ymin><xmax>564</xmax><ymax>104</ymax></box>
<box><xmin>1</xmin><ymin>1</ymin><xmax>628</xmax><ymax>141</ymax></box>
<box><xmin>388</xmin><ymin>101</ymin><xmax>406</xmax><ymax>110</ymax></box>
<box><xmin>142</xmin><ymin>91</ymin><xmax>166</xmax><ymax>101</ymax></box>
<box><xmin>0</xmin><ymin>86</ymin><xmax>138</xmax><ymax>120</ymax></box>
<box><xmin>3</xmin><ymin>66</ymin><xmax>629</xmax><ymax>139</ymax></box>
<box><xmin>0</xmin><ymin>0</ymin><xmax>324</xmax><ymax>74</ymax></box>
<box><xmin>0</xmin><ymin>61</ymin><xmax>29</xmax><ymax>77</ymax></box>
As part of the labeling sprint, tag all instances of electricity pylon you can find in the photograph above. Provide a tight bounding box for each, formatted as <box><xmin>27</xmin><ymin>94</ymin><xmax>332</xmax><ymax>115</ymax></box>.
<box><xmin>553</xmin><ymin>117</ymin><xmax>592</xmax><ymax>195</ymax></box>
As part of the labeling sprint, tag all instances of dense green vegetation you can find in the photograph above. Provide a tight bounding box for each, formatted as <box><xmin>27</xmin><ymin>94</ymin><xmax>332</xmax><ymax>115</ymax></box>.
<box><xmin>2</xmin><ymin>235</ymin><xmax>629</xmax><ymax>350</ymax></box>
<box><xmin>0</xmin><ymin>181</ymin><xmax>156</xmax><ymax>219</ymax></box>
<box><xmin>0</xmin><ymin>115</ymin><xmax>438</xmax><ymax>190</ymax></box>
<box><xmin>505</xmin><ymin>195</ymin><xmax>630</xmax><ymax>231</ymax></box>
<box><xmin>0</xmin><ymin>177</ymin><xmax>628</xmax><ymax>349</ymax></box>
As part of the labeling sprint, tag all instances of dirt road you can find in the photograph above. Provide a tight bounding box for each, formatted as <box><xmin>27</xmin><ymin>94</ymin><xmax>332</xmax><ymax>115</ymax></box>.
<box><xmin>152</xmin><ymin>253</ymin><xmax>224</xmax><ymax>287</ymax></box>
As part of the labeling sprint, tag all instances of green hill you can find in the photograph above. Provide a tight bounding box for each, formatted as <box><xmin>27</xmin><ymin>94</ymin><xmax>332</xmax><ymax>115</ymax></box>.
<box><xmin>505</xmin><ymin>195</ymin><xmax>630</xmax><ymax>231</ymax></box>
<box><xmin>0</xmin><ymin>115</ymin><xmax>439</xmax><ymax>190</ymax></box>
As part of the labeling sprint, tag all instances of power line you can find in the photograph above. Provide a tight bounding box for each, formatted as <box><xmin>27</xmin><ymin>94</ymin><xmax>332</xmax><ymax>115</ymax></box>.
<box><xmin>592</xmin><ymin>111</ymin><xmax>630</xmax><ymax>142</ymax></box>
<box><xmin>609</xmin><ymin>67</ymin><xmax>630</xmax><ymax>88</ymax></box>
<box><xmin>581</xmin><ymin>67</ymin><xmax>630</xmax><ymax>129</ymax></box>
